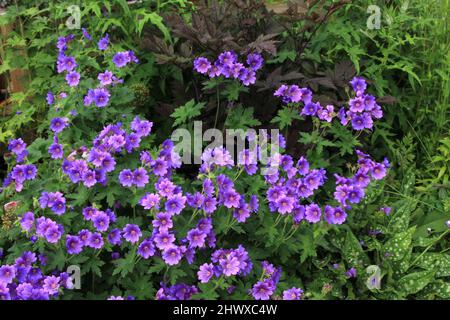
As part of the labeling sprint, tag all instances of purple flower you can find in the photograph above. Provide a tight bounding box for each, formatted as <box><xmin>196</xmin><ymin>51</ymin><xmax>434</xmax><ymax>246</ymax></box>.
<box><xmin>98</xmin><ymin>33</ymin><xmax>109</xmax><ymax>51</ymax></box>
<box><xmin>350</xmin><ymin>77</ymin><xmax>367</xmax><ymax>94</ymax></box>
<box><xmin>198</xmin><ymin>263</ymin><xmax>214</xmax><ymax>283</ymax></box>
<box><xmin>219</xmin><ymin>256</ymin><xmax>240</xmax><ymax>276</ymax></box>
<box><xmin>0</xmin><ymin>265</ymin><xmax>15</xmax><ymax>284</ymax></box>
<box><xmin>152</xmin><ymin>212</ymin><xmax>173</xmax><ymax>231</ymax></box>
<box><xmin>346</xmin><ymin>267</ymin><xmax>357</xmax><ymax>278</ymax></box>
<box><xmin>139</xmin><ymin>193</ymin><xmax>160</xmax><ymax>210</ymax></box>
<box><xmin>108</xmin><ymin>229</ymin><xmax>122</xmax><ymax>245</ymax></box>
<box><xmin>162</xmin><ymin>246</ymin><xmax>183</xmax><ymax>266</ymax></box>
<box><xmin>122</xmin><ymin>224</ymin><xmax>141</xmax><ymax>244</ymax></box>
<box><xmin>165</xmin><ymin>194</ymin><xmax>186</xmax><ymax>215</ymax></box>
<box><xmin>98</xmin><ymin>70</ymin><xmax>113</xmax><ymax>86</ymax></box>
<box><xmin>93</xmin><ymin>88</ymin><xmax>110</xmax><ymax>108</ymax></box>
<box><xmin>222</xmin><ymin>190</ymin><xmax>241</xmax><ymax>208</ymax></box>
<box><xmin>246</xmin><ymin>53</ymin><xmax>264</xmax><ymax>71</ymax></box>
<box><xmin>133</xmin><ymin>167</ymin><xmax>149</xmax><ymax>188</ymax></box>
<box><xmin>50</xmin><ymin>117</ymin><xmax>69</xmax><ymax>133</ymax></box>
<box><xmin>65</xmin><ymin>71</ymin><xmax>80</xmax><ymax>87</ymax></box>
<box><xmin>20</xmin><ymin>211</ymin><xmax>34</xmax><ymax>231</ymax></box>
<box><xmin>282</xmin><ymin>287</ymin><xmax>303</xmax><ymax>300</ymax></box>
<box><xmin>66</xmin><ymin>235</ymin><xmax>83</xmax><ymax>254</ymax></box>
<box><xmin>251</xmin><ymin>280</ymin><xmax>274</xmax><ymax>300</ymax></box>
<box><xmin>276</xmin><ymin>196</ymin><xmax>295</xmax><ymax>215</ymax></box>
<box><xmin>154</xmin><ymin>231</ymin><xmax>175</xmax><ymax>250</ymax></box>
<box><xmin>43</xmin><ymin>276</ymin><xmax>60</xmax><ymax>295</ymax></box>
<box><xmin>193</xmin><ymin>57</ymin><xmax>211</xmax><ymax>74</ymax></box>
<box><xmin>92</xmin><ymin>211</ymin><xmax>110</xmax><ymax>232</ymax></box>
<box><xmin>48</xmin><ymin>142</ymin><xmax>63</xmax><ymax>159</ymax></box>
<box><xmin>46</xmin><ymin>91</ymin><xmax>54</xmax><ymax>105</ymax></box>
<box><xmin>112</xmin><ymin>52</ymin><xmax>130</xmax><ymax>68</ymax></box>
<box><xmin>186</xmin><ymin>228</ymin><xmax>206</xmax><ymax>248</ymax></box>
<box><xmin>118</xmin><ymin>169</ymin><xmax>134</xmax><ymax>187</ymax></box>
<box><xmin>88</xmin><ymin>232</ymin><xmax>104</xmax><ymax>249</ymax></box>
<box><xmin>44</xmin><ymin>225</ymin><xmax>62</xmax><ymax>243</ymax></box>
<box><xmin>218</xmin><ymin>51</ymin><xmax>237</xmax><ymax>66</ymax></box>
<box><xmin>332</xmin><ymin>207</ymin><xmax>347</xmax><ymax>225</ymax></box>
<box><xmin>371</xmin><ymin>163</ymin><xmax>387</xmax><ymax>180</ymax></box>
<box><xmin>351</xmin><ymin>114</ymin><xmax>366</xmax><ymax>130</ymax></box>
<box><xmin>137</xmin><ymin>239</ymin><xmax>155</xmax><ymax>259</ymax></box>
<box><xmin>305</xmin><ymin>204</ymin><xmax>321</xmax><ymax>223</ymax></box>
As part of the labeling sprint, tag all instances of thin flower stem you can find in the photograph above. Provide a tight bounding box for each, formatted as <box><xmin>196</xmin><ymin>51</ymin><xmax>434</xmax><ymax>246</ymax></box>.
<box><xmin>410</xmin><ymin>229</ymin><xmax>450</xmax><ymax>268</ymax></box>
<box><xmin>214</xmin><ymin>87</ymin><xmax>220</xmax><ymax>129</ymax></box>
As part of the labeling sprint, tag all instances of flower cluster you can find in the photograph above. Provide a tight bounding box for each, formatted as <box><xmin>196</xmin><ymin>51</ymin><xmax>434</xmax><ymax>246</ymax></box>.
<box><xmin>0</xmin><ymin>251</ymin><xmax>72</xmax><ymax>300</ymax></box>
<box><xmin>332</xmin><ymin>150</ymin><xmax>389</xmax><ymax>208</ymax></box>
<box><xmin>39</xmin><ymin>192</ymin><xmax>67</xmax><ymax>215</ymax></box>
<box><xmin>250</xmin><ymin>261</ymin><xmax>282</xmax><ymax>300</ymax></box>
<box><xmin>61</xmin><ymin>116</ymin><xmax>153</xmax><ymax>188</ymax></box>
<box><xmin>193</xmin><ymin>51</ymin><xmax>263</xmax><ymax>86</ymax></box>
<box><xmin>197</xmin><ymin>246</ymin><xmax>252</xmax><ymax>283</ymax></box>
<box><xmin>274</xmin><ymin>77</ymin><xmax>383</xmax><ymax>130</ymax></box>
<box><xmin>3</xmin><ymin>139</ymin><xmax>37</xmax><ymax>192</ymax></box>
<box><xmin>337</xmin><ymin>77</ymin><xmax>383</xmax><ymax>130</ymax></box>
<box><xmin>156</xmin><ymin>283</ymin><xmax>199</xmax><ymax>300</ymax></box>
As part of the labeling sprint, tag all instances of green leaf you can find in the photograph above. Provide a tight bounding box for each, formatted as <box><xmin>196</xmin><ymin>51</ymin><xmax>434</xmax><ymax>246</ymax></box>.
<box><xmin>383</xmin><ymin>227</ymin><xmax>415</xmax><ymax>262</ymax></box>
<box><xmin>271</xmin><ymin>106</ymin><xmax>301</xmax><ymax>130</ymax></box>
<box><xmin>397</xmin><ymin>269</ymin><xmax>435</xmax><ymax>295</ymax></box>
<box><xmin>342</xmin><ymin>228</ymin><xmax>369</xmax><ymax>266</ymax></box>
<box><xmin>171</xmin><ymin>99</ymin><xmax>205</xmax><ymax>127</ymax></box>
<box><xmin>413</xmin><ymin>253</ymin><xmax>450</xmax><ymax>277</ymax></box>
<box><xmin>225</xmin><ymin>106</ymin><xmax>261</xmax><ymax>129</ymax></box>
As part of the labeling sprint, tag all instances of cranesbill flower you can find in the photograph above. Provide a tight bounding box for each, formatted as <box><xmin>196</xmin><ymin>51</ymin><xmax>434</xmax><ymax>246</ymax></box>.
<box><xmin>98</xmin><ymin>70</ymin><xmax>113</xmax><ymax>86</ymax></box>
<box><xmin>198</xmin><ymin>263</ymin><xmax>214</xmax><ymax>283</ymax></box>
<box><xmin>332</xmin><ymin>207</ymin><xmax>347</xmax><ymax>224</ymax></box>
<box><xmin>65</xmin><ymin>71</ymin><xmax>80</xmax><ymax>87</ymax></box>
<box><xmin>139</xmin><ymin>193</ymin><xmax>160</xmax><ymax>210</ymax></box>
<box><xmin>302</xmin><ymin>102</ymin><xmax>319</xmax><ymax>116</ymax></box>
<box><xmin>112</xmin><ymin>52</ymin><xmax>130</xmax><ymax>68</ymax></box>
<box><xmin>0</xmin><ymin>265</ymin><xmax>15</xmax><ymax>284</ymax></box>
<box><xmin>50</xmin><ymin>117</ymin><xmax>69</xmax><ymax>133</ymax></box>
<box><xmin>162</xmin><ymin>246</ymin><xmax>183</xmax><ymax>266</ymax></box>
<box><xmin>93</xmin><ymin>88</ymin><xmax>110</xmax><ymax>108</ymax></box>
<box><xmin>48</xmin><ymin>142</ymin><xmax>63</xmax><ymax>159</ymax></box>
<box><xmin>282</xmin><ymin>287</ymin><xmax>303</xmax><ymax>300</ymax></box>
<box><xmin>51</xmin><ymin>199</ymin><xmax>66</xmax><ymax>215</ymax></box>
<box><xmin>187</xmin><ymin>228</ymin><xmax>206</xmax><ymax>248</ymax></box>
<box><xmin>46</xmin><ymin>91</ymin><xmax>54</xmax><ymax>105</ymax></box>
<box><xmin>218</xmin><ymin>51</ymin><xmax>237</xmax><ymax>67</ymax></box>
<box><xmin>152</xmin><ymin>212</ymin><xmax>173</xmax><ymax>231</ymax></box>
<box><xmin>202</xmin><ymin>196</ymin><xmax>217</xmax><ymax>214</ymax></box>
<box><xmin>137</xmin><ymin>239</ymin><xmax>155</xmax><ymax>259</ymax></box>
<box><xmin>347</xmin><ymin>186</ymin><xmax>364</xmax><ymax>203</ymax></box>
<box><xmin>220</xmin><ymin>256</ymin><xmax>240</xmax><ymax>276</ymax></box>
<box><xmin>193</xmin><ymin>57</ymin><xmax>211</xmax><ymax>74</ymax></box>
<box><xmin>108</xmin><ymin>228</ymin><xmax>122</xmax><ymax>246</ymax></box>
<box><xmin>276</xmin><ymin>196</ymin><xmax>295</xmax><ymax>215</ymax></box>
<box><xmin>324</xmin><ymin>205</ymin><xmax>335</xmax><ymax>224</ymax></box>
<box><xmin>165</xmin><ymin>194</ymin><xmax>186</xmax><ymax>215</ymax></box>
<box><xmin>222</xmin><ymin>190</ymin><xmax>241</xmax><ymax>208</ymax></box>
<box><xmin>88</xmin><ymin>232</ymin><xmax>104</xmax><ymax>249</ymax></box>
<box><xmin>43</xmin><ymin>276</ymin><xmax>60</xmax><ymax>295</ymax></box>
<box><xmin>122</xmin><ymin>224</ymin><xmax>141</xmax><ymax>244</ymax></box>
<box><xmin>44</xmin><ymin>225</ymin><xmax>63</xmax><ymax>243</ymax></box>
<box><xmin>350</xmin><ymin>77</ymin><xmax>367</xmax><ymax>94</ymax></box>
<box><xmin>133</xmin><ymin>168</ymin><xmax>149</xmax><ymax>188</ymax></box>
<box><xmin>20</xmin><ymin>212</ymin><xmax>34</xmax><ymax>231</ymax></box>
<box><xmin>246</xmin><ymin>53</ymin><xmax>264</xmax><ymax>71</ymax></box>
<box><xmin>371</xmin><ymin>163</ymin><xmax>387</xmax><ymax>180</ymax></box>
<box><xmin>92</xmin><ymin>211</ymin><xmax>110</xmax><ymax>232</ymax></box>
<box><xmin>8</xmin><ymin>138</ymin><xmax>27</xmax><ymax>155</ymax></box>
<box><xmin>349</xmin><ymin>96</ymin><xmax>365</xmax><ymax>113</ymax></box>
<box><xmin>118</xmin><ymin>169</ymin><xmax>134</xmax><ymax>187</ymax></box>
<box><xmin>251</xmin><ymin>280</ymin><xmax>274</xmax><ymax>300</ymax></box>
<box><xmin>66</xmin><ymin>235</ymin><xmax>83</xmax><ymax>255</ymax></box>
<box><xmin>351</xmin><ymin>114</ymin><xmax>366</xmax><ymax>130</ymax></box>
<box><xmin>98</xmin><ymin>33</ymin><xmax>109</xmax><ymax>51</ymax></box>
<box><xmin>154</xmin><ymin>231</ymin><xmax>175</xmax><ymax>250</ymax></box>
<box><xmin>305</xmin><ymin>204</ymin><xmax>321</xmax><ymax>223</ymax></box>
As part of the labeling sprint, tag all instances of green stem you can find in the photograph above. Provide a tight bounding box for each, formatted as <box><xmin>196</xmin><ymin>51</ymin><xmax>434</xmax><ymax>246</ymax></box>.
<box><xmin>410</xmin><ymin>229</ymin><xmax>450</xmax><ymax>268</ymax></box>
<box><xmin>214</xmin><ymin>87</ymin><xmax>220</xmax><ymax>129</ymax></box>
